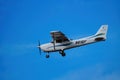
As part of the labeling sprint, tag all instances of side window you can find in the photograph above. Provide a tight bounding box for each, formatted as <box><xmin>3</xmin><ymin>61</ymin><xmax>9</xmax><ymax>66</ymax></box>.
<box><xmin>51</xmin><ymin>41</ymin><xmax>53</xmax><ymax>43</ymax></box>
<box><xmin>56</xmin><ymin>39</ymin><xmax>62</xmax><ymax>43</ymax></box>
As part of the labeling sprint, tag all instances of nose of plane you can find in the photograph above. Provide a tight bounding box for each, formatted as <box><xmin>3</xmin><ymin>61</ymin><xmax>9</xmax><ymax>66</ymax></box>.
<box><xmin>40</xmin><ymin>44</ymin><xmax>46</xmax><ymax>51</ymax></box>
<box><xmin>40</xmin><ymin>45</ymin><xmax>43</xmax><ymax>50</ymax></box>
<box><xmin>37</xmin><ymin>45</ymin><xmax>44</xmax><ymax>51</ymax></box>
<box><xmin>40</xmin><ymin>43</ymin><xmax>51</xmax><ymax>52</ymax></box>
<box><xmin>37</xmin><ymin>45</ymin><xmax>45</xmax><ymax>53</ymax></box>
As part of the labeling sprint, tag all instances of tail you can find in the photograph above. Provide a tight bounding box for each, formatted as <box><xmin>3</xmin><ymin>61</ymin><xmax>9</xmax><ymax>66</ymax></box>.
<box><xmin>95</xmin><ymin>25</ymin><xmax>108</xmax><ymax>40</ymax></box>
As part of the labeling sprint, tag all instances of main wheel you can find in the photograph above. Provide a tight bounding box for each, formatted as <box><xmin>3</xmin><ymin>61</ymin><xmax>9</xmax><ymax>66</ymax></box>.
<box><xmin>46</xmin><ymin>55</ymin><xmax>50</xmax><ymax>58</ymax></box>
<box><xmin>59</xmin><ymin>51</ymin><xmax>66</xmax><ymax>57</ymax></box>
<box><xmin>62</xmin><ymin>53</ymin><xmax>66</xmax><ymax>57</ymax></box>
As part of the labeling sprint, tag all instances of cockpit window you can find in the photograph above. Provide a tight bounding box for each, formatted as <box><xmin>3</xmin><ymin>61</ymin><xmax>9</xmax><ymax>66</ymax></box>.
<box><xmin>51</xmin><ymin>39</ymin><xmax>69</xmax><ymax>43</ymax></box>
<box><xmin>56</xmin><ymin>39</ymin><xmax>62</xmax><ymax>43</ymax></box>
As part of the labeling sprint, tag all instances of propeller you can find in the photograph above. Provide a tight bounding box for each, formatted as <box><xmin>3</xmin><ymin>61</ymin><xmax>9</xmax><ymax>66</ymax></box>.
<box><xmin>37</xmin><ymin>40</ymin><xmax>41</xmax><ymax>55</ymax></box>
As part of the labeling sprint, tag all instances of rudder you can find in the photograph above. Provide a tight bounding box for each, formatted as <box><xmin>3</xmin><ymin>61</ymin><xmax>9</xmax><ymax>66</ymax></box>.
<box><xmin>95</xmin><ymin>25</ymin><xmax>108</xmax><ymax>36</ymax></box>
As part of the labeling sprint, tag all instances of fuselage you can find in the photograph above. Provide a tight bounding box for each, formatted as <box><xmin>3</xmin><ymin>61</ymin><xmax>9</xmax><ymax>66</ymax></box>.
<box><xmin>40</xmin><ymin>34</ymin><xmax>105</xmax><ymax>52</ymax></box>
<box><xmin>37</xmin><ymin>25</ymin><xmax>108</xmax><ymax>58</ymax></box>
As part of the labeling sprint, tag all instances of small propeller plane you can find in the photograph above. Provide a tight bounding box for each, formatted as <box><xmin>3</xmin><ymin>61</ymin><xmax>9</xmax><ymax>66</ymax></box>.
<box><xmin>37</xmin><ymin>25</ymin><xmax>108</xmax><ymax>58</ymax></box>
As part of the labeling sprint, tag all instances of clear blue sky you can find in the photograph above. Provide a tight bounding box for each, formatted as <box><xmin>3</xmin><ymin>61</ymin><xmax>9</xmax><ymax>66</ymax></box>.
<box><xmin>0</xmin><ymin>0</ymin><xmax>120</xmax><ymax>80</ymax></box>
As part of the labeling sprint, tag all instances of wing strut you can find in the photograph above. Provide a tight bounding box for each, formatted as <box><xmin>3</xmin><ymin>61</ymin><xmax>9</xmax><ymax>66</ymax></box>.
<box><xmin>53</xmin><ymin>32</ymin><xmax>55</xmax><ymax>50</ymax></box>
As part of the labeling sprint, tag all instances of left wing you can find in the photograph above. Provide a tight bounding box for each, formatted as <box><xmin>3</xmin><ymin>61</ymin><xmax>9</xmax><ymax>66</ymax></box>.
<box><xmin>50</xmin><ymin>31</ymin><xmax>70</xmax><ymax>43</ymax></box>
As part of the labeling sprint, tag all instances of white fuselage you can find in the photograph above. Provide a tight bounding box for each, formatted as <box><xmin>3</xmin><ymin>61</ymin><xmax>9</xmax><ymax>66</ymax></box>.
<box><xmin>40</xmin><ymin>34</ymin><xmax>105</xmax><ymax>52</ymax></box>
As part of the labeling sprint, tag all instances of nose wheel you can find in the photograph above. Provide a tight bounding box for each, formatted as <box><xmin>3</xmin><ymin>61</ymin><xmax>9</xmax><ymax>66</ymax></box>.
<box><xmin>46</xmin><ymin>53</ymin><xmax>50</xmax><ymax>58</ymax></box>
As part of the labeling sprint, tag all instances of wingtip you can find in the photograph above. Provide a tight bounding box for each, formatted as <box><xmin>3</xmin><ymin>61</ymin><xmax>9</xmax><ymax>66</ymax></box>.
<box><xmin>50</xmin><ymin>31</ymin><xmax>61</xmax><ymax>33</ymax></box>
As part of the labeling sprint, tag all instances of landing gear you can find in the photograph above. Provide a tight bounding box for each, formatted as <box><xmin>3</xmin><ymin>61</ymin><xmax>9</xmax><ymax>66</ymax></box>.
<box><xmin>59</xmin><ymin>51</ymin><xmax>66</xmax><ymax>57</ymax></box>
<box><xmin>61</xmin><ymin>53</ymin><xmax>66</xmax><ymax>56</ymax></box>
<box><xmin>46</xmin><ymin>54</ymin><xmax>49</xmax><ymax>58</ymax></box>
<box><xmin>45</xmin><ymin>51</ymin><xmax>66</xmax><ymax>58</ymax></box>
<box><xmin>46</xmin><ymin>53</ymin><xmax>50</xmax><ymax>58</ymax></box>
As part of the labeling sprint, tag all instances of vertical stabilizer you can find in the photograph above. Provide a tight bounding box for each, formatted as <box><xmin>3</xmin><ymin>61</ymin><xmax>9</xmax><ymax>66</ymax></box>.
<box><xmin>95</xmin><ymin>25</ymin><xmax>108</xmax><ymax>36</ymax></box>
<box><xmin>95</xmin><ymin>25</ymin><xmax>108</xmax><ymax>40</ymax></box>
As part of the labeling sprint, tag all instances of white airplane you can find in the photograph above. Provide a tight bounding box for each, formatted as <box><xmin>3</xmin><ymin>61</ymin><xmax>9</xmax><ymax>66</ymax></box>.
<box><xmin>37</xmin><ymin>25</ymin><xmax>108</xmax><ymax>58</ymax></box>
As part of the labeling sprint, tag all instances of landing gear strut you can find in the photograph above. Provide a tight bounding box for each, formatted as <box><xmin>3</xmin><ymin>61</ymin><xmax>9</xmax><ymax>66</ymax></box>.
<box><xmin>46</xmin><ymin>53</ymin><xmax>50</xmax><ymax>58</ymax></box>
<box><xmin>59</xmin><ymin>51</ymin><xmax>66</xmax><ymax>57</ymax></box>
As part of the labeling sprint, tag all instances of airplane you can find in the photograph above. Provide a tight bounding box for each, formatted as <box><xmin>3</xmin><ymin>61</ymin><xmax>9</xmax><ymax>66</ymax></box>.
<box><xmin>37</xmin><ymin>25</ymin><xmax>108</xmax><ymax>58</ymax></box>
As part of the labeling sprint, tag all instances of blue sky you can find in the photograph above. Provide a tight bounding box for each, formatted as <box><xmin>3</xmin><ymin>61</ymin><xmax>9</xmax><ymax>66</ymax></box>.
<box><xmin>0</xmin><ymin>0</ymin><xmax>120</xmax><ymax>80</ymax></box>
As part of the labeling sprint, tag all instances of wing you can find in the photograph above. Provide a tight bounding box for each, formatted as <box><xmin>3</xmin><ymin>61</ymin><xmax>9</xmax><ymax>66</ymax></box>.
<box><xmin>50</xmin><ymin>31</ymin><xmax>70</xmax><ymax>43</ymax></box>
